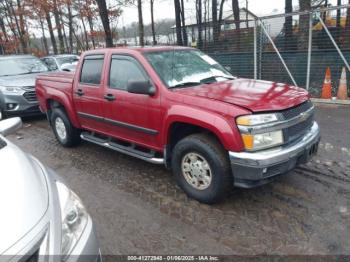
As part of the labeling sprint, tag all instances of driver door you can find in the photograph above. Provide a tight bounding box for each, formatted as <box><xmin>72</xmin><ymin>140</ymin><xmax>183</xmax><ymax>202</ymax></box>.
<box><xmin>101</xmin><ymin>54</ymin><xmax>162</xmax><ymax>150</ymax></box>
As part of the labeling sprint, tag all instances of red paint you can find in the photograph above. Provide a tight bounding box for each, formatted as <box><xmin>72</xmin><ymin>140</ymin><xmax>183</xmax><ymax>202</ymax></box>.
<box><xmin>36</xmin><ymin>47</ymin><xmax>310</xmax><ymax>153</ymax></box>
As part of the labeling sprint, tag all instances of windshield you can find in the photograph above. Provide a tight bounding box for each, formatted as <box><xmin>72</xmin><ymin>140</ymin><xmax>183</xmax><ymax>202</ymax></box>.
<box><xmin>144</xmin><ymin>49</ymin><xmax>234</xmax><ymax>88</ymax></box>
<box><xmin>0</xmin><ymin>57</ymin><xmax>48</xmax><ymax>77</ymax></box>
<box><xmin>56</xmin><ymin>56</ymin><xmax>79</xmax><ymax>66</ymax></box>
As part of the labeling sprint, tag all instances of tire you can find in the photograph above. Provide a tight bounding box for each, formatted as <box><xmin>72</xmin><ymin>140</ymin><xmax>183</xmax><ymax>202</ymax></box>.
<box><xmin>171</xmin><ymin>133</ymin><xmax>233</xmax><ymax>204</ymax></box>
<box><xmin>51</xmin><ymin>108</ymin><xmax>81</xmax><ymax>147</ymax></box>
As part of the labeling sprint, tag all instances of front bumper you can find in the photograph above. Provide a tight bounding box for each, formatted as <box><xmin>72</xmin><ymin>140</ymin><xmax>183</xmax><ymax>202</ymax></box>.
<box><xmin>229</xmin><ymin>121</ymin><xmax>320</xmax><ymax>188</ymax></box>
<box><xmin>0</xmin><ymin>92</ymin><xmax>42</xmax><ymax>118</ymax></box>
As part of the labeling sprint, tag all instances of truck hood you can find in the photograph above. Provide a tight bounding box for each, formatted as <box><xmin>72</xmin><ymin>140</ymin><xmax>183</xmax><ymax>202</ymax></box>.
<box><xmin>0</xmin><ymin>139</ymin><xmax>48</xmax><ymax>254</ymax></box>
<box><xmin>0</xmin><ymin>72</ymin><xmax>44</xmax><ymax>87</ymax></box>
<box><xmin>173</xmin><ymin>78</ymin><xmax>309</xmax><ymax>112</ymax></box>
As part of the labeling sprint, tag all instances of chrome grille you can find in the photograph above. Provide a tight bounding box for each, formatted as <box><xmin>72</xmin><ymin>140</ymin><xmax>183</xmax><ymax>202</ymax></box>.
<box><xmin>281</xmin><ymin>100</ymin><xmax>313</xmax><ymax>120</ymax></box>
<box><xmin>285</xmin><ymin>114</ymin><xmax>314</xmax><ymax>143</ymax></box>
<box><xmin>23</xmin><ymin>91</ymin><xmax>37</xmax><ymax>102</ymax></box>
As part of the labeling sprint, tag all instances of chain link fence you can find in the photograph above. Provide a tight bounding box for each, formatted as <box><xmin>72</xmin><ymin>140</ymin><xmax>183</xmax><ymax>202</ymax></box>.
<box><xmin>174</xmin><ymin>5</ymin><xmax>350</xmax><ymax>97</ymax></box>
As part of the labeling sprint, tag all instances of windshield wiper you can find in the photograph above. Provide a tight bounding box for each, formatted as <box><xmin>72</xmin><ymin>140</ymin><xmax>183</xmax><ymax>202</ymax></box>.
<box><xmin>169</xmin><ymin>82</ymin><xmax>202</xmax><ymax>89</ymax></box>
<box><xmin>200</xmin><ymin>75</ymin><xmax>235</xmax><ymax>84</ymax></box>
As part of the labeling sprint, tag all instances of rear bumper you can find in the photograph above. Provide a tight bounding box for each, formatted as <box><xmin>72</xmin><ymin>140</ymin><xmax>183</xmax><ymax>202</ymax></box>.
<box><xmin>229</xmin><ymin>121</ymin><xmax>321</xmax><ymax>188</ymax></box>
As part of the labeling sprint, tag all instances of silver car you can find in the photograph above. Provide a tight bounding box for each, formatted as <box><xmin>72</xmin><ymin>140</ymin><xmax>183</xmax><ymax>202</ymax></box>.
<box><xmin>41</xmin><ymin>55</ymin><xmax>79</xmax><ymax>72</ymax></box>
<box><xmin>0</xmin><ymin>55</ymin><xmax>47</xmax><ymax>120</ymax></box>
<box><xmin>0</xmin><ymin>118</ymin><xmax>101</xmax><ymax>261</ymax></box>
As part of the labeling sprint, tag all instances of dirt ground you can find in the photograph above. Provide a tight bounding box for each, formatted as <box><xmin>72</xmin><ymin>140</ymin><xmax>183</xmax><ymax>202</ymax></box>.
<box><xmin>7</xmin><ymin>104</ymin><xmax>350</xmax><ymax>256</ymax></box>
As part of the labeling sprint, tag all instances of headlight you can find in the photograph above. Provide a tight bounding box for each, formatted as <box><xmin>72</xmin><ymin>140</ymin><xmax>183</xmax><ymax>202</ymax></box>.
<box><xmin>241</xmin><ymin>130</ymin><xmax>283</xmax><ymax>151</ymax></box>
<box><xmin>0</xmin><ymin>86</ymin><xmax>23</xmax><ymax>94</ymax></box>
<box><xmin>236</xmin><ymin>114</ymin><xmax>278</xmax><ymax>126</ymax></box>
<box><xmin>56</xmin><ymin>181</ymin><xmax>88</xmax><ymax>260</ymax></box>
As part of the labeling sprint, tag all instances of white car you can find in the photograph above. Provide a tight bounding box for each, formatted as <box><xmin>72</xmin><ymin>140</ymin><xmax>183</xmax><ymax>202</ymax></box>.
<box><xmin>41</xmin><ymin>55</ymin><xmax>79</xmax><ymax>72</ymax></box>
<box><xmin>0</xmin><ymin>118</ymin><xmax>101</xmax><ymax>261</ymax></box>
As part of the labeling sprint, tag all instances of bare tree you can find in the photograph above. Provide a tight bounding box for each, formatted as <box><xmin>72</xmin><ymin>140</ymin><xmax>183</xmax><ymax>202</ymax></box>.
<box><xmin>174</xmin><ymin>0</ymin><xmax>183</xmax><ymax>45</ymax></box>
<box><xmin>137</xmin><ymin>0</ymin><xmax>144</xmax><ymax>46</ymax></box>
<box><xmin>52</xmin><ymin>0</ymin><xmax>65</xmax><ymax>53</ymax></box>
<box><xmin>180</xmin><ymin>0</ymin><xmax>187</xmax><ymax>45</ymax></box>
<box><xmin>150</xmin><ymin>0</ymin><xmax>156</xmax><ymax>44</ymax></box>
<box><xmin>232</xmin><ymin>0</ymin><xmax>240</xmax><ymax>30</ymax></box>
<box><xmin>96</xmin><ymin>0</ymin><xmax>114</xmax><ymax>47</ymax></box>
<box><xmin>196</xmin><ymin>0</ymin><xmax>203</xmax><ymax>48</ymax></box>
<box><xmin>285</xmin><ymin>0</ymin><xmax>293</xmax><ymax>50</ymax></box>
<box><xmin>212</xmin><ymin>0</ymin><xmax>219</xmax><ymax>42</ymax></box>
<box><xmin>298</xmin><ymin>0</ymin><xmax>311</xmax><ymax>50</ymax></box>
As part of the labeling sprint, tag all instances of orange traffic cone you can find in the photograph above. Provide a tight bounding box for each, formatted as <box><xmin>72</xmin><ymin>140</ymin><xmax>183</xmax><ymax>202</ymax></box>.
<box><xmin>337</xmin><ymin>67</ymin><xmax>349</xmax><ymax>100</ymax></box>
<box><xmin>321</xmin><ymin>67</ymin><xmax>332</xmax><ymax>99</ymax></box>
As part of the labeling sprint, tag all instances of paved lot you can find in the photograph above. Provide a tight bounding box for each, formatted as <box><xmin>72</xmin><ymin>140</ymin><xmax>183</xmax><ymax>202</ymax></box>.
<box><xmin>7</xmin><ymin>104</ymin><xmax>350</xmax><ymax>255</ymax></box>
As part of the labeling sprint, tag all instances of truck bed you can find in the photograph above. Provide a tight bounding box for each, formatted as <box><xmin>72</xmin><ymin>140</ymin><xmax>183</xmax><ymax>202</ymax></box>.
<box><xmin>35</xmin><ymin>72</ymin><xmax>75</xmax><ymax>114</ymax></box>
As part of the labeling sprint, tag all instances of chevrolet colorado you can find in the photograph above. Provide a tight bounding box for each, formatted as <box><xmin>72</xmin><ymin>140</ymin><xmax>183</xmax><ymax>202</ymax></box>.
<box><xmin>36</xmin><ymin>47</ymin><xmax>320</xmax><ymax>204</ymax></box>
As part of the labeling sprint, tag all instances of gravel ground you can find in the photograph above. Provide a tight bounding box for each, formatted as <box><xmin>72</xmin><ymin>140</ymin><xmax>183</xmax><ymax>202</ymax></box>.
<box><xmin>7</xmin><ymin>104</ymin><xmax>350</xmax><ymax>256</ymax></box>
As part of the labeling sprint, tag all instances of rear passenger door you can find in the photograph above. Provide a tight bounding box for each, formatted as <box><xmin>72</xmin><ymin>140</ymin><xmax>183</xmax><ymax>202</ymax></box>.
<box><xmin>102</xmin><ymin>54</ymin><xmax>162</xmax><ymax>150</ymax></box>
<box><xmin>73</xmin><ymin>54</ymin><xmax>106</xmax><ymax>132</ymax></box>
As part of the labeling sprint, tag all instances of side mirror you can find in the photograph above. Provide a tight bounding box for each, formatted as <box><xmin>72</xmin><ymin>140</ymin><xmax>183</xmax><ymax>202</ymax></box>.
<box><xmin>0</xmin><ymin>117</ymin><xmax>22</xmax><ymax>136</ymax></box>
<box><xmin>127</xmin><ymin>80</ymin><xmax>155</xmax><ymax>96</ymax></box>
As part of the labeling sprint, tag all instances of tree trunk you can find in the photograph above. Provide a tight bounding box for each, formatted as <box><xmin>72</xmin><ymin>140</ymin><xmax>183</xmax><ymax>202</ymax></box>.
<box><xmin>137</xmin><ymin>0</ymin><xmax>144</xmax><ymax>46</ymax></box>
<box><xmin>87</xmin><ymin>14</ymin><xmax>96</xmax><ymax>49</ymax></box>
<box><xmin>96</xmin><ymin>0</ymin><xmax>113</xmax><ymax>47</ymax></box>
<box><xmin>16</xmin><ymin>0</ymin><xmax>28</xmax><ymax>53</ymax></box>
<box><xmin>60</xmin><ymin>14</ymin><xmax>69</xmax><ymax>52</ymax></box>
<box><xmin>0</xmin><ymin>17</ymin><xmax>8</xmax><ymax>41</ymax></box>
<box><xmin>196</xmin><ymin>0</ymin><xmax>203</xmax><ymax>48</ymax></box>
<box><xmin>336</xmin><ymin>0</ymin><xmax>341</xmax><ymax>44</ymax></box>
<box><xmin>232</xmin><ymin>0</ymin><xmax>240</xmax><ymax>30</ymax></box>
<box><xmin>285</xmin><ymin>0</ymin><xmax>293</xmax><ymax>50</ymax></box>
<box><xmin>180</xmin><ymin>0</ymin><xmax>187</xmax><ymax>45</ymax></box>
<box><xmin>150</xmin><ymin>0</ymin><xmax>156</xmax><ymax>45</ymax></box>
<box><xmin>218</xmin><ymin>0</ymin><xmax>225</xmax><ymax>34</ymax></box>
<box><xmin>45</xmin><ymin>11</ymin><xmax>58</xmax><ymax>54</ymax></box>
<box><xmin>40</xmin><ymin>18</ymin><xmax>49</xmax><ymax>55</ymax></box>
<box><xmin>67</xmin><ymin>3</ymin><xmax>74</xmax><ymax>53</ymax></box>
<box><xmin>52</xmin><ymin>0</ymin><xmax>65</xmax><ymax>53</ymax></box>
<box><xmin>81</xmin><ymin>18</ymin><xmax>89</xmax><ymax>50</ymax></box>
<box><xmin>298</xmin><ymin>0</ymin><xmax>311</xmax><ymax>50</ymax></box>
<box><xmin>212</xmin><ymin>0</ymin><xmax>219</xmax><ymax>43</ymax></box>
<box><xmin>232</xmin><ymin>0</ymin><xmax>240</xmax><ymax>50</ymax></box>
<box><xmin>174</xmin><ymin>0</ymin><xmax>183</xmax><ymax>45</ymax></box>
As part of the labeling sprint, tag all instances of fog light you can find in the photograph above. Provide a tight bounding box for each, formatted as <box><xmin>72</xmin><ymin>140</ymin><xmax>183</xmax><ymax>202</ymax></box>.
<box><xmin>6</xmin><ymin>103</ymin><xmax>17</xmax><ymax>110</ymax></box>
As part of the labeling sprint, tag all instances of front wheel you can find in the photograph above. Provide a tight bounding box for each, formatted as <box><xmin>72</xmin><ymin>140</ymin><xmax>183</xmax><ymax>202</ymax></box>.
<box><xmin>51</xmin><ymin>108</ymin><xmax>81</xmax><ymax>147</ymax></box>
<box><xmin>171</xmin><ymin>134</ymin><xmax>233</xmax><ymax>204</ymax></box>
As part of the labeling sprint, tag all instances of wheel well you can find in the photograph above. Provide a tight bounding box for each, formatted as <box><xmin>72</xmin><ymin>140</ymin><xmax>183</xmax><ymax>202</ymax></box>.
<box><xmin>46</xmin><ymin>99</ymin><xmax>65</xmax><ymax>123</ymax></box>
<box><xmin>165</xmin><ymin>122</ymin><xmax>222</xmax><ymax>167</ymax></box>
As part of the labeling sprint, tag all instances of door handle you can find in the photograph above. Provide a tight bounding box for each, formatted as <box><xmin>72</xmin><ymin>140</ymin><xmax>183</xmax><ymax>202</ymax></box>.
<box><xmin>75</xmin><ymin>89</ymin><xmax>84</xmax><ymax>96</ymax></box>
<box><xmin>104</xmin><ymin>94</ymin><xmax>116</xmax><ymax>101</ymax></box>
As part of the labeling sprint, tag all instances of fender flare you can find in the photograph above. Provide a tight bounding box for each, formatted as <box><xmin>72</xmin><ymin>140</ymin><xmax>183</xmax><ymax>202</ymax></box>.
<box><xmin>163</xmin><ymin>105</ymin><xmax>244</xmax><ymax>152</ymax></box>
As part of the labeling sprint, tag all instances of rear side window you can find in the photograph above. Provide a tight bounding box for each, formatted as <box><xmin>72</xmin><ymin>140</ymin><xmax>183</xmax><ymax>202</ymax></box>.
<box><xmin>109</xmin><ymin>57</ymin><xmax>147</xmax><ymax>90</ymax></box>
<box><xmin>80</xmin><ymin>55</ymin><xmax>104</xmax><ymax>85</ymax></box>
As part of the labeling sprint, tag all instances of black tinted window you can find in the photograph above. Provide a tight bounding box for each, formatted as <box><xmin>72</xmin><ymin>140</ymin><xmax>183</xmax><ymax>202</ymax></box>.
<box><xmin>109</xmin><ymin>58</ymin><xmax>146</xmax><ymax>90</ymax></box>
<box><xmin>80</xmin><ymin>55</ymin><xmax>104</xmax><ymax>85</ymax></box>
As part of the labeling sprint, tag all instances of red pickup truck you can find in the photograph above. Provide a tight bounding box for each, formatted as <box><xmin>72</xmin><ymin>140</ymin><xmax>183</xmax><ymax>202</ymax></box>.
<box><xmin>36</xmin><ymin>46</ymin><xmax>320</xmax><ymax>204</ymax></box>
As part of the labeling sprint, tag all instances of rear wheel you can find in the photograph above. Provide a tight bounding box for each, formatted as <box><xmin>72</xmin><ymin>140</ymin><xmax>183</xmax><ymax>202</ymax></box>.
<box><xmin>171</xmin><ymin>133</ymin><xmax>233</xmax><ymax>204</ymax></box>
<box><xmin>51</xmin><ymin>108</ymin><xmax>81</xmax><ymax>147</ymax></box>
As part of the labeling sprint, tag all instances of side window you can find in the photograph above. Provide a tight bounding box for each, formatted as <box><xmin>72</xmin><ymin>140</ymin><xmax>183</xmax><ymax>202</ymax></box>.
<box><xmin>80</xmin><ymin>55</ymin><xmax>104</xmax><ymax>85</ymax></box>
<box><xmin>44</xmin><ymin>58</ymin><xmax>58</xmax><ymax>71</ymax></box>
<box><xmin>109</xmin><ymin>57</ymin><xmax>147</xmax><ymax>90</ymax></box>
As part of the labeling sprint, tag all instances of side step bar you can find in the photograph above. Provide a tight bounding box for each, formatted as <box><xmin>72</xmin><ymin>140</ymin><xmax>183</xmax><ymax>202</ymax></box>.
<box><xmin>80</xmin><ymin>132</ymin><xmax>164</xmax><ymax>165</ymax></box>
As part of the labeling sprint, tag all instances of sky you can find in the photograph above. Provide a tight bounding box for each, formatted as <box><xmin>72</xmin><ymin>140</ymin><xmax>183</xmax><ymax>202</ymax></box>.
<box><xmin>117</xmin><ymin>0</ymin><xmax>343</xmax><ymax>28</ymax></box>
